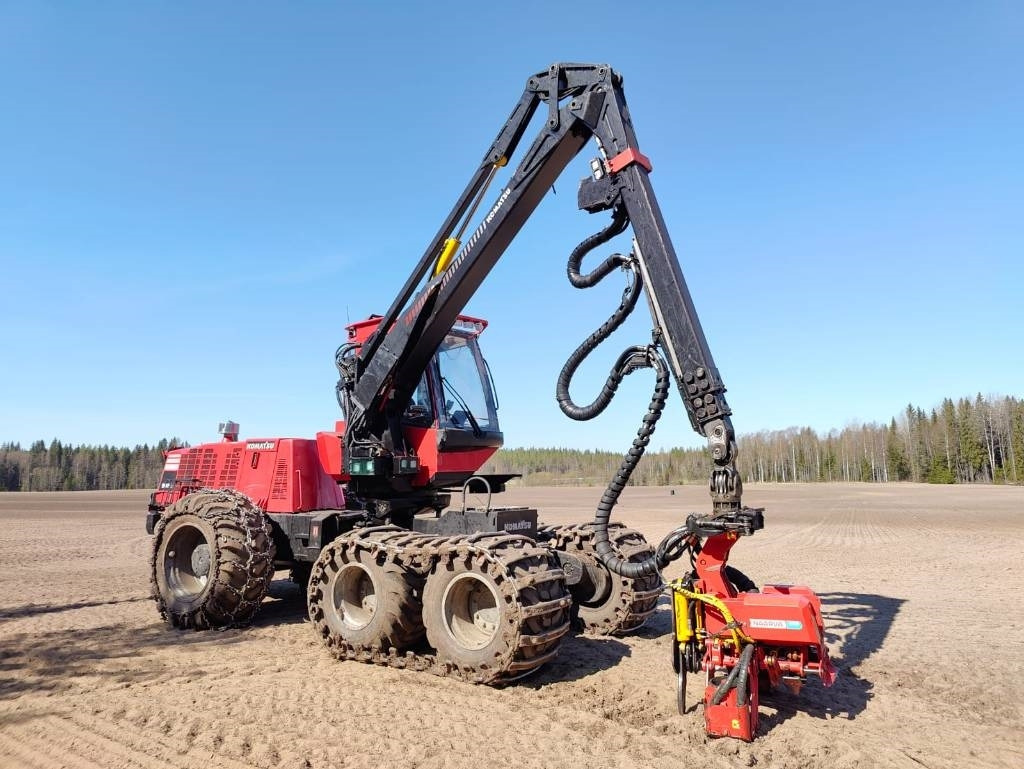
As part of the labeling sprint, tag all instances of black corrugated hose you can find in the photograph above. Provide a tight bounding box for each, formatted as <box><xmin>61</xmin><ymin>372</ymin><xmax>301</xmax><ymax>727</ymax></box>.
<box><xmin>556</xmin><ymin>207</ymin><xmax>681</xmax><ymax>578</ymax></box>
<box><xmin>589</xmin><ymin>346</ymin><xmax>670</xmax><ymax>578</ymax></box>
<box><xmin>555</xmin><ymin>207</ymin><xmax>639</xmax><ymax>422</ymax></box>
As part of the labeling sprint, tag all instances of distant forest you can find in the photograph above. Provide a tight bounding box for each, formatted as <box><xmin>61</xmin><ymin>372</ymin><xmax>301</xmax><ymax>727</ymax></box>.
<box><xmin>485</xmin><ymin>394</ymin><xmax>1023</xmax><ymax>486</ymax></box>
<box><xmin>1</xmin><ymin>395</ymin><xmax>1021</xmax><ymax>492</ymax></box>
<box><xmin>0</xmin><ymin>439</ymin><xmax>180</xmax><ymax>493</ymax></box>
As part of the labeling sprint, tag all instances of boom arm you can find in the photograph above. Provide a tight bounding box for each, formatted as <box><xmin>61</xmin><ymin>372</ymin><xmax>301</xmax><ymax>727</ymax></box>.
<box><xmin>339</xmin><ymin>63</ymin><xmax>742</xmax><ymax>514</ymax></box>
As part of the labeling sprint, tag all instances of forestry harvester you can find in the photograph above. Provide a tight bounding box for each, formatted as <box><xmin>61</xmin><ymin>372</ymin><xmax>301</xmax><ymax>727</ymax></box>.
<box><xmin>146</xmin><ymin>63</ymin><xmax>834</xmax><ymax>740</ymax></box>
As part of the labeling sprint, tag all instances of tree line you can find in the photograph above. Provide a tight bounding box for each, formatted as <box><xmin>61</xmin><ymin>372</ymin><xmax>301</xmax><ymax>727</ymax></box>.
<box><xmin>1</xmin><ymin>394</ymin><xmax>1020</xmax><ymax>492</ymax></box>
<box><xmin>483</xmin><ymin>394</ymin><xmax>1024</xmax><ymax>486</ymax></box>
<box><xmin>0</xmin><ymin>439</ymin><xmax>182</xmax><ymax>492</ymax></box>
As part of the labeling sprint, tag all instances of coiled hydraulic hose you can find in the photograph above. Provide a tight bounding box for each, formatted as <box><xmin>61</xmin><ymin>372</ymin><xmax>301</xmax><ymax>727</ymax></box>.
<box><xmin>556</xmin><ymin>207</ymin><xmax>681</xmax><ymax>579</ymax></box>
<box><xmin>555</xmin><ymin>206</ymin><xmax>639</xmax><ymax>422</ymax></box>
<box><xmin>589</xmin><ymin>347</ymin><xmax>670</xmax><ymax>578</ymax></box>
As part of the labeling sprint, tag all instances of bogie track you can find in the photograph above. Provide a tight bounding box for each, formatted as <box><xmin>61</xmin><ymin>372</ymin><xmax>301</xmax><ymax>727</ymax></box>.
<box><xmin>307</xmin><ymin>526</ymin><xmax>572</xmax><ymax>683</ymax></box>
<box><xmin>540</xmin><ymin>523</ymin><xmax>662</xmax><ymax>635</ymax></box>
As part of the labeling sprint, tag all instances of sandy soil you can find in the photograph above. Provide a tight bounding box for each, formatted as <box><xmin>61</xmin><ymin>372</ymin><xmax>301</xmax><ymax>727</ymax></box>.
<box><xmin>1</xmin><ymin>483</ymin><xmax>1022</xmax><ymax>769</ymax></box>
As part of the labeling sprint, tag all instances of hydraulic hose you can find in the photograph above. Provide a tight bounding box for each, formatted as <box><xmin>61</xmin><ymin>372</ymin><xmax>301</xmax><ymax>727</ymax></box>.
<box><xmin>555</xmin><ymin>208</ymin><xmax>641</xmax><ymax>422</ymax></box>
<box><xmin>711</xmin><ymin>641</ymin><xmax>756</xmax><ymax>706</ymax></box>
<box><xmin>656</xmin><ymin>527</ymin><xmax>694</xmax><ymax>567</ymax></box>
<box><xmin>556</xmin><ymin>207</ymin><xmax>676</xmax><ymax>579</ymax></box>
<box><xmin>566</xmin><ymin>205</ymin><xmax>629</xmax><ymax>288</ymax></box>
<box><xmin>710</xmin><ymin>655</ymin><xmax>743</xmax><ymax>706</ymax></box>
<box><xmin>735</xmin><ymin>643</ymin><xmax>756</xmax><ymax>707</ymax></box>
<box><xmin>590</xmin><ymin>347</ymin><xmax>670</xmax><ymax>578</ymax></box>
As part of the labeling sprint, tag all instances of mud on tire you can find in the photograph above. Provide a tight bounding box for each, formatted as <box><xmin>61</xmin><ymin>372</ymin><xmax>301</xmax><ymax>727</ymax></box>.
<box><xmin>150</xmin><ymin>489</ymin><xmax>276</xmax><ymax>630</ymax></box>
<box><xmin>543</xmin><ymin>523</ymin><xmax>662</xmax><ymax>636</ymax></box>
<box><xmin>308</xmin><ymin>538</ymin><xmax>425</xmax><ymax>651</ymax></box>
<box><xmin>422</xmin><ymin>539</ymin><xmax>570</xmax><ymax>682</ymax></box>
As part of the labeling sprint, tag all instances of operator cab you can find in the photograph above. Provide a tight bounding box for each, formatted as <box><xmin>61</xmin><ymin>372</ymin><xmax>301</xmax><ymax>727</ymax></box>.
<box><xmin>346</xmin><ymin>314</ymin><xmax>503</xmax><ymax>455</ymax></box>
<box><xmin>421</xmin><ymin>318</ymin><xmax>501</xmax><ymax>449</ymax></box>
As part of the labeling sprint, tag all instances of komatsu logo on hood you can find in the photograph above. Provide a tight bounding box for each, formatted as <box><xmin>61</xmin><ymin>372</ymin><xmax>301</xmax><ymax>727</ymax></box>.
<box><xmin>246</xmin><ymin>441</ymin><xmax>276</xmax><ymax>451</ymax></box>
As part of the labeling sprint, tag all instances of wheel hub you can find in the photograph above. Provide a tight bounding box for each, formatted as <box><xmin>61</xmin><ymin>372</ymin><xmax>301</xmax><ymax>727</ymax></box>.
<box><xmin>164</xmin><ymin>524</ymin><xmax>212</xmax><ymax>599</ymax></box>
<box><xmin>441</xmin><ymin>572</ymin><xmax>500</xmax><ymax>650</ymax></box>
<box><xmin>332</xmin><ymin>564</ymin><xmax>377</xmax><ymax>630</ymax></box>
<box><xmin>577</xmin><ymin>561</ymin><xmax>612</xmax><ymax>607</ymax></box>
<box><xmin>191</xmin><ymin>543</ymin><xmax>211</xmax><ymax>576</ymax></box>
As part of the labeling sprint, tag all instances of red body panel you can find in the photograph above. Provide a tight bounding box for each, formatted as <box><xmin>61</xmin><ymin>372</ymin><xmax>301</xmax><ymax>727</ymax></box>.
<box><xmin>707</xmin><ymin>590</ymin><xmax>827</xmax><ymax>649</ymax></box>
<box><xmin>703</xmin><ymin>643</ymin><xmax>760</xmax><ymax>740</ymax></box>
<box><xmin>403</xmin><ymin>425</ymin><xmax>499</xmax><ymax>487</ymax></box>
<box><xmin>316</xmin><ymin>429</ymin><xmax>347</xmax><ymax>481</ymax></box>
<box><xmin>154</xmin><ymin>438</ymin><xmax>346</xmax><ymax>513</ymax></box>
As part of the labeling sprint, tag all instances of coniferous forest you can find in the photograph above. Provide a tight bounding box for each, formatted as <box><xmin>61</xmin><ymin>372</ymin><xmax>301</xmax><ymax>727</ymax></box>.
<box><xmin>1</xmin><ymin>395</ymin><xmax>1021</xmax><ymax>492</ymax></box>
<box><xmin>485</xmin><ymin>394</ymin><xmax>1023</xmax><ymax>486</ymax></box>
<box><xmin>0</xmin><ymin>439</ymin><xmax>181</xmax><ymax>492</ymax></box>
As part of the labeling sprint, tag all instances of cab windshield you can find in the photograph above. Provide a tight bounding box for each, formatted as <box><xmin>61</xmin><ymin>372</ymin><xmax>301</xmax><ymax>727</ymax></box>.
<box><xmin>437</xmin><ymin>333</ymin><xmax>496</xmax><ymax>432</ymax></box>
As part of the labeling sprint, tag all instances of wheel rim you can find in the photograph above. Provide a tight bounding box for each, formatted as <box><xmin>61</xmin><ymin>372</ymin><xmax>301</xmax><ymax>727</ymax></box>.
<box><xmin>440</xmin><ymin>572</ymin><xmax>500</xmax><ymax>650</ymax></box>
<box><xmin>577</xmin><ymin>561</ymin><xmax>612</xmax><ymax>608</ymax></box>
<box><xmin>676</xmin><ymin>646</ymin><xmax>687</xmax><ymax>714</ymax></box>
<box><xmin>164</xmin><ymin>524</ymin><xmax>212</xmax><ymax>599</ymax></box>
<box><xmin>332</xmin><ymin>563</ymin><xmax>377</xmax><ymax>630</ymax></box>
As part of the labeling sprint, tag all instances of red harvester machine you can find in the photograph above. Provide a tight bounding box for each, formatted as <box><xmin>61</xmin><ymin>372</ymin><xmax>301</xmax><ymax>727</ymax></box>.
<box><xmin>147</xmin><ymin>62</ymin><xmax>834</xmax><ymax>740</ymax></box>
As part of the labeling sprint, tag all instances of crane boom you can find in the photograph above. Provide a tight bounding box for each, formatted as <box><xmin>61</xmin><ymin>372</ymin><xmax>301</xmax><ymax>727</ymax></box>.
<box><xmin>339</xmin><ymin>62</ymin><xmax>742</xmax><ymax>514</ymax></box>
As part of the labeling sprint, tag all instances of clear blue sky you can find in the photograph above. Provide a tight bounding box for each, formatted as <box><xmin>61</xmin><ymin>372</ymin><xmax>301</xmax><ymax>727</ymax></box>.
<box><xmin>2</xmin><ymin>2</ymin><xmax>1021</xmax><ymax>452</ymax></box>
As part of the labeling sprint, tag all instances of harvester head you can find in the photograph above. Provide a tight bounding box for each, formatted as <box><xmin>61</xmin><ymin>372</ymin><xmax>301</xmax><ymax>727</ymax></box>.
<box><xmin>669</xmin><ymin>509</ymin><xmax>835</xmax><ymax>740</ymax></box>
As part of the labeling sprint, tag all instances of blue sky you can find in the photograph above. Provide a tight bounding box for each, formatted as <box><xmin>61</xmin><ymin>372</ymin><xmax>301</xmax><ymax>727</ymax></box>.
<box><xmin>2</xmin><ymin>2</ymin><xmax>1021</xmax><ymax>451</ymax></box>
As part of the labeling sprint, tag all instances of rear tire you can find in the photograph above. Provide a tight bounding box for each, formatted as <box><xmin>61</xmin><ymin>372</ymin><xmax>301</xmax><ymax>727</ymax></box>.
<box><xmin>422</xmin><ymin>550</ymin><xmax>517</xmax><ymax>672</ymax></box>
<box><xmin>546</xmin><ymin>524</ymin><xmax>661</xmax><ymax>635</ymax></box>
<box><xmin>150</xmin><ymin>490</ymin><xmax>275</xmax><ymax>629</ymax></box>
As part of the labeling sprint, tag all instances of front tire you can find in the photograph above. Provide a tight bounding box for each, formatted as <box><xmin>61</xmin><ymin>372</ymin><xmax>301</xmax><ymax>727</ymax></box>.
<box><xmin>150</xmin><ymin>490</ymin><xmax>275</xmax><ymax>629</ymax></box>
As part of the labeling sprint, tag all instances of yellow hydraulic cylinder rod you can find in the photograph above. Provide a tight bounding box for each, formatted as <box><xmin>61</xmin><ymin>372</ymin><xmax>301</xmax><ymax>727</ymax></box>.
<box><xmin>431</xmin><ymin>158</ymin><xmax>507</xmax><ymax>278</ymax></box>
<box><xmin>433</xmin><ymin>237</ymin><xmax>461</xmax><ymax>276</ymax></box>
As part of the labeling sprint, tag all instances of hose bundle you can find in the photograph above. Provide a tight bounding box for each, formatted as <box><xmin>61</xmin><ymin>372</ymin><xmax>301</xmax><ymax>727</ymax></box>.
<box><xmin>710</xmin><ymin>642</ymin><xmax>756</xmax><ymax>706</ymax></box>
<box><xmin>556</xmin><ymin>206</ymin><xmax>677</xmax><ymax>578</ymax></box>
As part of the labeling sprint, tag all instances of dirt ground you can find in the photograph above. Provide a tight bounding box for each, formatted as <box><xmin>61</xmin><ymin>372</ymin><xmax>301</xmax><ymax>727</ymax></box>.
<box><xmin>1</xmin><ymin>483</ymin><xmax>1022</xmax><ymax>769</ymax></box>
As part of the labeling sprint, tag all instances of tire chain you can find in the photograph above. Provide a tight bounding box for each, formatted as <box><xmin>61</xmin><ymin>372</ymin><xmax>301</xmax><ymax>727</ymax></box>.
<box><xmin>537</xmin><ymin>522</ymin><xmax>663</xmax><ymax>635</ymax></box>
<box><xmin>307</xmin><ymin>526</ymin><xmax>572</xmax><ymax>684</ymax></box>
<box><xmin>150</xmin><ymin>488</ymin><xmax>276</xmax><ymax>629</ymax></box>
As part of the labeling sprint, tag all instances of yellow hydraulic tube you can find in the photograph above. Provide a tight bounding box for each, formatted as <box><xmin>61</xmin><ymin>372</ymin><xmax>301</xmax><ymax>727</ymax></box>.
<box><xmin>670</xmin><ymin>579</ymin><xmax>755</xmax><ymax>649</ymax></box>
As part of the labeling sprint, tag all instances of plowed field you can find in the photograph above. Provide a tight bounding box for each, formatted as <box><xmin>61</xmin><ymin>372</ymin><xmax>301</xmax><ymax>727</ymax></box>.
<box><xmin>1</xmin><ymin>484</ymin><xmax>1021</xmax><ymax>769</ymax></box>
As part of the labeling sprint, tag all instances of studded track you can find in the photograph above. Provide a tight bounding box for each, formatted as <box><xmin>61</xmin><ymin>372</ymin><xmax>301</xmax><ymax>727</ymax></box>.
<box><xmin>539</xmin><ymin>522</ymin><xmax>662</xmax><ymax>635</ymax></box>
<box><xmin>307</xmin><ymin>526</ymin><xmax>572</xmax><ymax>684</ymax></box>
